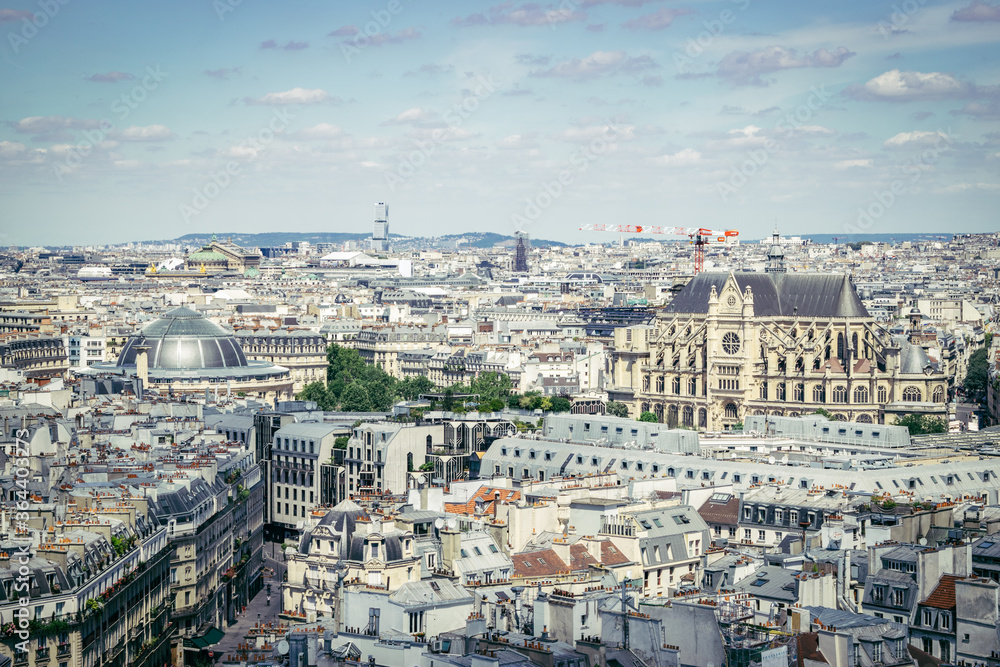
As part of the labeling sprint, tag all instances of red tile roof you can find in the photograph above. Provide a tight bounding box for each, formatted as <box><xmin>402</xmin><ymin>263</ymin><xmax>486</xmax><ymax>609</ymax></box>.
<box><xmin>922</xmin><ymin>574</ymin><xmax>959</xmax><ymax>610</ymax></box>
<box><xmin>601</xmin><ymin>540</ymin><xmax>631</xmax><ymax>566</ymax></box>
<box><xmin>444</xmin><ymin>486</ymin><xmax>520</xmax><ymax>516</ymax></box>
<box><xmin>697</xmin><ymin>494</ymin><xmax>741</xmax><ymax>526</ymax></box>
<box><xmin>513</xmin><ymin>549</ymin><xmax>568</xmax><ymax>578</ymax></box>
<box><xmin>570</xmin><ymin>543</ymin><xmax>599</xmax><ymax>571</ymax></box>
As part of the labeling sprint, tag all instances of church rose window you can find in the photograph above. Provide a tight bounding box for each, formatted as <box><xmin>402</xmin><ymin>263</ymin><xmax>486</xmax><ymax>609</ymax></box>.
<box><xmin>722</xmin><ymin>332</ymin><xmax>740</xmax><ymax>355</ymax></box>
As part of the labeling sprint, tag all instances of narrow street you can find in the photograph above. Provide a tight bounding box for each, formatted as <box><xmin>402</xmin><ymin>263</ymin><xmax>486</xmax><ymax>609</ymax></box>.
<box><xmin>213</xmin><ymin>544</ymin><xmax>288</xmax><ymax>660</ymax></box>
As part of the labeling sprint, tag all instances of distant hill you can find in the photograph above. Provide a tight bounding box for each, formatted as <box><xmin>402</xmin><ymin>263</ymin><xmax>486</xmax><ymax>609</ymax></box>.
<box><xmin>799</xmin><ymin>233</ymin><xmax>956</xmax><ymax>244</ymax></box>
<box><xmin>154</xmin><ymin>231</ymin><xmax>566</xmax><ymax>249</ymax></box>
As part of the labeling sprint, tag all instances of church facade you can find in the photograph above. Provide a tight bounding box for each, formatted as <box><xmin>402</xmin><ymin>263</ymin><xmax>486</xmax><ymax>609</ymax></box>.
<box><xmin>609</xmin><ymin>236</ymin><xmax>949</xmax><ymax>430</ymax></box>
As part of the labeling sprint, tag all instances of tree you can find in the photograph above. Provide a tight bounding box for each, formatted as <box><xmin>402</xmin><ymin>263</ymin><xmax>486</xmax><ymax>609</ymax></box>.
<box><xmin>894</xmin><ymin>414</ymin><xmax>947</xmax><ymax>435</ymax></box>
<box><xmin>333</xmin><ymin>436</ymin><xmax>348</xmax><ymax>450</ymax></box>
<box><xmin>964</xmin><ymin>347</ymin><xmax>990</xmax><ymax>401</ymax></box>
<box><xmin>340</xmin><ymin>382</ymin><xmax>372</xmax><ymax>412</ymax></box>
<box><xmin>297</xmin><ymin>381</ymin><xmax>334</xmax><ymax>410</ymax></box>
<box><xmin>398</xmin><ymin>375</ymin><xmax>436</xmax><ymax>400</ymax></box>
<box><xmin>549</xmin><ymin>397</ymin><xmax>572</xmax><ymax>412</ymax></box>
<box><xmin>813</xmin><ymin>408</ymin><xmax>834</xmax><ymax>419</ymax></box>
<box><xmin>638</xmin><ymin>411</ymin><xmax>658</xmax><ymax>423</ymax></box>
<box><xmin>605</xmin><ymin>401</ymin><xmax>629</xmax><ymax>418</ymax></box>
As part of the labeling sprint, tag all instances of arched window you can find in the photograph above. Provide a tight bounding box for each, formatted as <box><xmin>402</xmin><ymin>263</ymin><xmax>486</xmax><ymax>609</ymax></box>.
<box><xmin>833</xmin><ymin>413</ymin><xmax>847</xmax><ymax>421</ymax></box>
<box><xmin>724</xmin><ymin>403</ymin><xmax>738</xmax><ymax>419</ymax></box>
<box><xmin>794</xmin><ymin>383</ymin><xmax>804</xmax><ymax>402</ymax></box>
<box><xmin>932</xmin><ymin>386</ymin><xmax>945</xmax><ymax>403</ymax></box>
<box><xmin>682</xmin><ymin>406</ymin><xmax>694</xmax><ymax>427</ymax></box>
<box><xmin>698</xmin><ymin>408</ymin><xmax>707</xmax><ymax>428</ymax></box>
<box><xmin>641</xmin><ymin>402</ymin><xmax>650</xmax><ymax>414</ymax></box>
<box><xmin>877</xmin><ymin>386</ymin><xmax>887</xmax><ymax>403</ymax></box>
<box><xmin>856</xmin><ymin>414</ymin><xmax>873</xmax><ymax>423</ymax></box>
<box><xmin>656</xmin><ymin>376</ymin><xmax>664</xmax><ymax>393</ymax></box>
<box><xmin>407</xmin><ymin>452</ymin><xmax>414</xmax><ymax>473</ymax></box>
<box><xmin>832</xmin><ymin>386</ymin><xmax>847</xmax><ymax>403</ymax></box>
<box><xmin>760</xmin><ymin>383</ymin><xmax>768</xmax><ymax>400</ymax></box>
<box><xmin>777</xmin><ymin>382</ymin><xmax>786</xmax><ymax>401</ymax></box>
<box><xmin>854</xmin><ymin>386</ymin><xmax>869</xmax><ymax>404</ymax></box>
<box><xmin>654</xmin><ymin>404</ymin><xmax>664</xmax><ymax>422</ymax></box>
<box><xmin>795</xmin><ymin>357</ymin><xmax>804</xmax><ymax>372</ymax></box>
<box><xmin>667</xmin><ymin>405</ymin><xmax>678</xmax><ymax>428</ymax></box>
<box><xmin>426</xmin><ymin>435</ymin><xmax>433</xmax><ymax>448</ymax></box>
<box><xmin>837</xmin><ymin>333</ymin><xmax>845</xmax><ymax>360</ymax></box>
<box><xmin>642</xmin><ymin>376</ymin><xmax>650</xmax><ymax>392</ymax></box>
<box><xmin>902</xmin><ymin>386</ymin><xmax>921</xmax><ymax>402</ymax></box>
<box><xmin>778</xmin><ymin>357</ymin><xmax>786</xmax><ymax>373</ymax></box>
<box><xmin>852</xmin><ymin>333</ymin><xmax>859</xmax><ymax>356</ymax></box>
<box><xmin>687</xmin><ymin>377</ymin><xmax>697</xmax><ymax>395</ymax></box>
<box><xmin>672</xmin><ymin>377</ymin><xmax>681</xmax><ymax>395</ymax></box>
<box><xmin>813</xmin><ymin>386</ymin><xmax>825</xmax><ymax>403</ymax></box>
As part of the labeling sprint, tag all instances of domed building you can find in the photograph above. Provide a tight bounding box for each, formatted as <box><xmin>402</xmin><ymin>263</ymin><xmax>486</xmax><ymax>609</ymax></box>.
<box><xmin>84</xmin><ymin>307</ymin><xmax>294</xmax><ymax>400</ymax></box>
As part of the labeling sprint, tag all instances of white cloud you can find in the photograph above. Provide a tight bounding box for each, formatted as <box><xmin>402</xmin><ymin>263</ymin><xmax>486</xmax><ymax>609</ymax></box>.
<box><xmin>532</xmin><ymin>51</ymin><xmax>657</xmax><ymax>80</ymax></box>
<box><xmin>248</xmin><ymin>88</ymin><xmax>332</xmax><ymax>105</ymax></box>
<box><xmin>293</xmin><ymin>123</ymin><xmax>345</xmax><ymax>140</ymax></box>
<box><xmin>117</xmin><ymin>125</ymin><xmax>174</xmax><ymax>142</ymax></box>
<box><xmin>656</xmin><ymin>148</ymin><xmax>702</xmax><ymax>167</ymax></box>
<box><xmin>845</xmin><ymin>69</ymin><xmax>994</xmax><ymax>101</ymax></box>
<box><xmin>883</xmin><ymin>130</ymin><xmax>950</xmax><ymax>149</ymax></box>
<box><xmin>834</xmin><ymin>159</ymin><xmax>873</xmax><ymax>169</ymax></box>
<box><xmin>0</xmin><ymin>141</ymin><xmax>26</xmax><ymax>158</ymax></box>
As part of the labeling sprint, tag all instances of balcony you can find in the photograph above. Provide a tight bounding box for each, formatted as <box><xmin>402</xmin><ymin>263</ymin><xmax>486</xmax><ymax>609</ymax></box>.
<box><xmin>36</xmin><ymin>647</ymin><xmax>49</xmax><ymax>661</ymax></box>
<box><xmin>57</xmin><ymin>643</ymin><xmax>71</xmax><ymax>658</ymax></box>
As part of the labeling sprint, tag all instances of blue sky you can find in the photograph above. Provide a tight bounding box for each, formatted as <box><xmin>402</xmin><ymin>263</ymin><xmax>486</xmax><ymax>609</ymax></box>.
<box><xmin>1</xmin><ymin>0</ymin><xmax>998</xmax><ymax>246</ymax></box>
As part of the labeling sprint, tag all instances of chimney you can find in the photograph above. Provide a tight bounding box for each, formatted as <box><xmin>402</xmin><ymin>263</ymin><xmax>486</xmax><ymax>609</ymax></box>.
<box><xmin>441</xmin><ymin>528</ymin><xmax>461</xmax><ymax>571</ymax></box>
<box><xmin>135</xmin><ymin>345</ymin><xmax>150</xmax><ymax>389</ymax></box>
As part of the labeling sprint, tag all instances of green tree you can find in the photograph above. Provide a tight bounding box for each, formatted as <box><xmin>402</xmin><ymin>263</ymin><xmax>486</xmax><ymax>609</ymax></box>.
<box><xmin>469</xmin><ymin>372</ymin><xmax>514</xmax><ymax>403</ymax></box>
<box><xmin>398</xmin><ymin>375</ymin><xmax>436</xmax><ymax>400</ymax></box>
<box><xmin>340</xmin><ymin>382</ymin><xmax>372</xmax><ymax>412</ymax></box>
<box><xmin>964</xmin><ymin>347</ymin><xmax>990</xmax><ymax>401</ymax></box>
<box><xmin>638</xmin><ymin>411</ymin><xmax>658</xmax><ymax>423</ymax></box>
<box><xmin>894</xmin><ymin>414</ymin><xmax>947</xmax><ymax>435</ymax></box>
<box><xmin>605</xmin><ymin>401</ymin><xmax>629</xmax><ymax>418</ymax></box>
<box><xmin>297</xmin><ymin>381</ymin><xmax>334</xmax><ymax>410</ymax></box>
<box><xmin>549</xmin><ymin>397</ymin><xmax>572</xmax><ymax>412</ymax></box>
<box><xmin>333</xmin><ymin>436</ymin><xmax>348</xmax><ymax>450</ymax></box>
<box><xmin>813</xmin><ymin>408</ymin><xmax>834</xmax><ymax>419</ymax></box>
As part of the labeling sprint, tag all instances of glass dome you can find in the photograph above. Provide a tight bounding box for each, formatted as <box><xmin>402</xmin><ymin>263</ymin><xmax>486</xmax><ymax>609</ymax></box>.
<box><xmin>116</xmin><ymin>306</ymin><xmax>248</xmax><ymax>369</ymax></box>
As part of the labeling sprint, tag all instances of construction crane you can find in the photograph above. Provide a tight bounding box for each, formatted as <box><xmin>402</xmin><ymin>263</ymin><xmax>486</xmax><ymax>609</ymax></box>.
<box><xmin>579</xmin><ymin>224</ymin><xmax>739</xmax><ymax>274</ymax></box>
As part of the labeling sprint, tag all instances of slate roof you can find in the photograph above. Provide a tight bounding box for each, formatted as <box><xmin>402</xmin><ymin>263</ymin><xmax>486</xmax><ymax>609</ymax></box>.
<box><xmin>666</xmin><ymin>272</ymin><xmax>869</xmax><ymax>318</ymax></box>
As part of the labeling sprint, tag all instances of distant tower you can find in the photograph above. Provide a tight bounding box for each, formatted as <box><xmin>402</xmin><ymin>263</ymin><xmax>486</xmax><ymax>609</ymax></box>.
<box><xmin>765</xmin><ymin>228</ymin><xmax>786</xmax><ymax>274</ymax></box>
<box><xmin>373</xmin><ymin>202</ymin><xmax>389</xmax><ymax>252</ymax></box>
<box><xmin>513</xmin><ymin>236</ymin><xmax>529</xmax><ymax>272</ymax></box>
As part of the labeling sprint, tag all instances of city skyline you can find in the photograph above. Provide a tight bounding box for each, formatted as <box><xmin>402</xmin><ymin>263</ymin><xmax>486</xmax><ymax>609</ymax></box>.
<box><xmin>2</xmin><ymin>0</ymin><xmax>999</xmax><ymax>246</ymax></box>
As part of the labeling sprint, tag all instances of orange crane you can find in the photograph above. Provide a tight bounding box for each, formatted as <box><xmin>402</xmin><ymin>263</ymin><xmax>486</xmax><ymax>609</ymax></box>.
<box><xmin>579</xmin><ymin>224</ymin><xmax>739</xmax><ymax>274</ymax></box>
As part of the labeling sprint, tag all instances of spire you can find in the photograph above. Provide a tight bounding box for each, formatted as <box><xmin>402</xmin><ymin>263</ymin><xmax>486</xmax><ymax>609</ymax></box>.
<box><xmin>766</xmin><ymin>228</ymin><xmax>786</xmax><ymax>274</ymax></box>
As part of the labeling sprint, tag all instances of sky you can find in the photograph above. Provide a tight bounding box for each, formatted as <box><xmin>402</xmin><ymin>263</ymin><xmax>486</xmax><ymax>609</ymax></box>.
<box><xmin>0</xmin><ymin>0</ymin><xmax>998</xmax><ymax>247</ymax></box>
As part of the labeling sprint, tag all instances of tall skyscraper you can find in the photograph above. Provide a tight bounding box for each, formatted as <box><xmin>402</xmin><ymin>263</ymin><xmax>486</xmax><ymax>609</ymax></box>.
<box><xmin>513</xmin><ymin>235</ymin><xmax>528</xmax><ymax>272</ymax></box>
<box><xmin>373</xmin><ymin>202</ymin><xmax>389</xmax><ymax>252</ymax></box>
